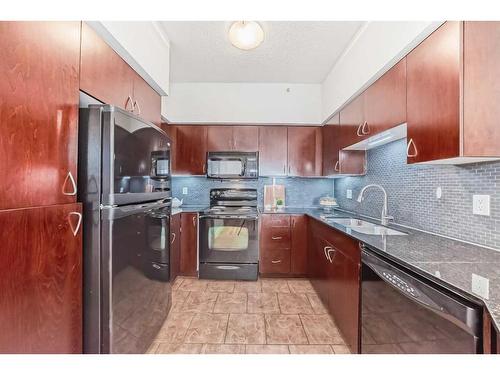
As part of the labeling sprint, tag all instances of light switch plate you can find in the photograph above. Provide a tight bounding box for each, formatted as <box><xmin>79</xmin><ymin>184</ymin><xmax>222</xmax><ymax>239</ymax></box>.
<box><xmin>471</xmin><ymin>273</ymin><xmax>489</xmax><ymax>299</ymax></box>
<box><xmin>473</xmin><ymin>194</ymin><xmax>490</xmax><ymax>216</ymax></box>
<box><xmin>182</xmin><ymin>187</ymin><xmax>188</xmax><ymax>195</ymax></box>
<box><xmin>346</xmin><ymin>189</ymin><xmax>352</xmax><ymax>199</ymax></box>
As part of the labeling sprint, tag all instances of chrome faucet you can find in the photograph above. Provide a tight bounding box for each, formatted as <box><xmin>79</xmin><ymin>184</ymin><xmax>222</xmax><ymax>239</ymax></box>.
<box><xmin>356</xmin><ymin>184</ymin><xmax>394</xmax><ymax>226</ymax></box>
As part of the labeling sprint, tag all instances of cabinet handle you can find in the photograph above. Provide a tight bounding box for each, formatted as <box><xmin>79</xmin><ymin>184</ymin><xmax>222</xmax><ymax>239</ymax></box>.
<box><xmin>192</xmin><ymin>216</ymin><xmax>196</xmax><ymax>227</ymax></box>
<box><xmin>68</xmin><ymin>211</ymin><xmax>82</xmax><ymax>237</ymax></box>
<box><xmin>288</xmin><ymin>165</ymin><xmax>291</xmax><ymax>175</ymax></box>
<box><xmin>361</xmin><ymin>121</ymin><xmax>370</xmax><ymax>135</ymax></box>
<box><xmin>171</xmin><ymin>232</ymin><xmax>176</xmax><ymax>244</ymax></box>
<box><xmin>334</xmin><ymin>160</ymin><xmax>340</xmax><ymax>172</ymax></box>
<box><xmin>125</xmin><ymin>95</ymin><xmax>134</xmax><ymax>112</ymax></box>
<box><xmin>133</xmin><ymin>100</ymin><xmax>141</xmax><ymax>115</ymax></box>
<box><xmin>356</xmin><ymin>123</ymin><xmax>364</xmax><ymax>137</ymax></box>
<box><xmin>203</xmin><ymin>163</ymin><xmax>206</xmax><ymax>174</ymax></box>
<box><xmin>323</xmin><ymin>246</ymin><xmax>331</xmax><ymax>260</ymax></box>
<box><xmin>283</xmin><ymin>164</ymin><xmax>286</xmax><ymax>174</ymax></box>
<box><xmin>271</xmin><ymin>236</ymin><xmax>283</xmax><ymax>240</ymax></box>
<box><xmin>406</xmin><ymin>138</ymin><xmax>418</xmax><ymax>158</ymax></box>
<box><xmin>327</xmin><ymin>248</ymin><xmax>336</xmax><ymax>263</ymax></box>
<box><xmin>271</xmin><ymin>259</ymin><xmax>282</xmax><ymax>264</ymax></box>
<box><xmin>62</xmin><ymin>171</ymin><xmax>77</xmax><ymax>196</ymax></box>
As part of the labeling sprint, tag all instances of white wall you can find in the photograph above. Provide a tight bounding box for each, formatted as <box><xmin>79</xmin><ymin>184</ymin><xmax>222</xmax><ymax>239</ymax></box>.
<box><xmin>321</xmin><ymin>21</ymin><xmax>443</xmax><ymax>122</ymax></box>
<box><xmin>88</xmin><ymin>21</ymin><xmax>170</xmax><ymax>96</ymax></box>
<box><xmin>162</xmin><ymin>83</ymin><xmax>322</xmax><ymax>124</ymax></box>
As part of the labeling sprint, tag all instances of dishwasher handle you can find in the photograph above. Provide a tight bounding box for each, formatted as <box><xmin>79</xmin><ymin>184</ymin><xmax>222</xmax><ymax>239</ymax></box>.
<box><xmin>362</xmin><ymin>249</ymin><xmax>481</xmax><ymax>337</ymax></box>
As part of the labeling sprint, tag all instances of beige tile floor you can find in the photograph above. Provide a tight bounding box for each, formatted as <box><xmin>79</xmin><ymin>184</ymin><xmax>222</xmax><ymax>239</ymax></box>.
<box><xmin>148</xmin><ymin>277</ymin><xmax>352</xmax><ymax>354</ymax></box>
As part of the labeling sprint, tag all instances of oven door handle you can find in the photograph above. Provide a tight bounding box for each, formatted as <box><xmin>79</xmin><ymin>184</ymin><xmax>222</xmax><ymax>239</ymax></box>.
<box><xmin>199</xmin><ymin>215</ymin><xmax>258</xmax><ymax>220</ymax></box>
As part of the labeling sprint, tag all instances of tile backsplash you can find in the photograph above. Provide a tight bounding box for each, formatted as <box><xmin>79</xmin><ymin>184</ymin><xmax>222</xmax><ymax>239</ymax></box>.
<box><xmin>335</xmin><ymin>139</ymin><xmax>500</xmax><ymax>249</ymax></box>
<box><xmin>172</xmin><ymin>176</ymin><xmax>334</xmax><ymax>208</ymax></box>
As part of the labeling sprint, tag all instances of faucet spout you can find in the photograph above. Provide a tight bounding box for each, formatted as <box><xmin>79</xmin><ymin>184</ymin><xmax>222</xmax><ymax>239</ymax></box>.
<box><xmin>356</xmin><ymin>184</ymin><xmax>393</xmax><ymax>226</ymax></box>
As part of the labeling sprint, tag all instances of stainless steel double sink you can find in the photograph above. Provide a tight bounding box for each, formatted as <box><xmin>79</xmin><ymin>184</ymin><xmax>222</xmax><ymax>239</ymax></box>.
<box><xmin>320</xmin><ymin>216</ymin><xmax>407</xmax><ymax>236</ymax></box>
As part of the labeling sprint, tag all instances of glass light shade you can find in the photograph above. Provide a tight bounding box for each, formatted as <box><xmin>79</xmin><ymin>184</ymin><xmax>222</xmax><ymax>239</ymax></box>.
<box><xmin>228</xmin><ymin>21</ymin><xmax>264</xmax><ymax>50</ymax></box>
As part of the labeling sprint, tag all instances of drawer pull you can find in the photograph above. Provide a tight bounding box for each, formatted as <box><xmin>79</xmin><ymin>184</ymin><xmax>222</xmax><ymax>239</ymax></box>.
<box><xmin>271</xmin><ymin>260</ymin><xmax>282</xmax><ymax>264</ymax></box>
<box><xmin>271</xmin><ymin>236</ymin><xmax>283</xmax><ymax>240</ymax></box>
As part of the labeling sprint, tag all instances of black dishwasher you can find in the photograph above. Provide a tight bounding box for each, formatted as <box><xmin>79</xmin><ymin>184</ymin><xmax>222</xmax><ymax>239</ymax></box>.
<box><xmin>361</xmin><ymin>248</ymin><xmax>482</xmax><ymax>354</ymax></box>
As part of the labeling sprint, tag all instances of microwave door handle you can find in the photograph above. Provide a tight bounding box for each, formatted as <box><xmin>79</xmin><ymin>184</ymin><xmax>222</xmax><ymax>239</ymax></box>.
<box><xmin>240</xmin><ymin>159</ymin><xmax>246</xmax><ymax>177</ymax></box>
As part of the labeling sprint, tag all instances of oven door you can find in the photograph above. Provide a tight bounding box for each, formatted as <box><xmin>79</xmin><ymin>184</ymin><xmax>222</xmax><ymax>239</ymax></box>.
<box><xmin>199</xmin><ymin>215</ymin><xmax>259</xmax><ymax>263</ymax></box>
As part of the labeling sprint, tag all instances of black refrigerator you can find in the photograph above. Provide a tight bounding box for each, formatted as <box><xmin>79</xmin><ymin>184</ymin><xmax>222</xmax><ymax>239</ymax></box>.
<box><xmin>78</xmin><ymin>104</ymin><xmax>172</xmax><ymax>354</ymax></box>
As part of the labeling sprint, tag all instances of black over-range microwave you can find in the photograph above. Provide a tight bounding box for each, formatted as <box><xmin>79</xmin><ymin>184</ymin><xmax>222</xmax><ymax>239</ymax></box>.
<box><xmin>206</xmin><ymin>151</ymin><xmax>258</xmax><ymax>179</ymax></box>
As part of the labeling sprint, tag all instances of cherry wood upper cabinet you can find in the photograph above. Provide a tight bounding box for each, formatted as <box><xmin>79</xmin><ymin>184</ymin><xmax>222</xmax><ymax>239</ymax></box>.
<box><xmin>132</xmin><ymin>74</ymin><xmax>161</xmax><ymax>127</ymax></box>
<box><xmin>259</xmin><ymin>126</ymin><xmax>288</xmax><ymax>176</ymax></box>
<box><xmin>207</xmin><ymin>126</ymin><xmax>234</xmax><ymax>151</ymax></box>
<box><xmin>287</xmin><ymin>127</ymin><xmax>322</xmax><ymax>176</ymax></box>
<box><xmin>364</xmin><ymin>58</ymin><xmax>407</xmax><ymax>135</ymax></box>
<box><xmin>0</xmin><ymin>203</ymin><xmax>82</xmax><ymax>353</ymax></box>
<box><xmin>174</xmin><ymin>126</ymin><xmax>207</xmax><ymax>175</ymax></box>
<box><xmin>180</xmin><ymin>212</ymin><xmax>198</xmax><ymax>277</ymax></box>
<box><xmin>322</xmin><ymin>113</ymin><xmax>341</xmax><ymax>176</ymax></box>
<box><xmin>406</xmin><ymin>21</ymin><xmax>461</xmax><ymax>164</ymax></box>
<box><xmin>463</xmin><ymin>22</ymin><xmax>500</xmax><ymax>157</ymax></box>
<box><xmin>339</xmin><ymin>93</ymin><xmax>366</xmax><ymax>145</ymax></box>
<box><xmin>0</xmin><ymin>22</ymin><xmax>80</xmax><ymax>210</ymax></box>
<box><xmin>80</xmin><ymin>23</ymin><xmax>135</xmax><ymax>111</ymax></box>
<box><xmin>233</xmin><ymin>126</ymin><xmax>259</xmax><ymax>151</ymax></box>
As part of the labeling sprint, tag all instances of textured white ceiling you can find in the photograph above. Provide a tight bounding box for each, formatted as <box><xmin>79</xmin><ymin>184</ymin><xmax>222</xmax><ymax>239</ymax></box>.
<box><xmin>160</xmin><ymin>21</ymin><xmax>364</xmax><ymax>83</ymax></box>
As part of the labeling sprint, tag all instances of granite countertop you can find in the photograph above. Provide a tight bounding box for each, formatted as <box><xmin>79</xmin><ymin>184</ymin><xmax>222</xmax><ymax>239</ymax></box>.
<box><xmin>262</xmin><ymin>206</ymin><xmax>500</xmax><ymax>332</ymax></box>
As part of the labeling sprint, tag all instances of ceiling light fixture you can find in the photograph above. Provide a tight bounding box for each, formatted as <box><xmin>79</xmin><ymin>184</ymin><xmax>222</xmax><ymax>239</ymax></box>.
<box><xmin>228</xmin><ymin>21</ymin><xmax>264</xmax><ymax>50</ymax></box>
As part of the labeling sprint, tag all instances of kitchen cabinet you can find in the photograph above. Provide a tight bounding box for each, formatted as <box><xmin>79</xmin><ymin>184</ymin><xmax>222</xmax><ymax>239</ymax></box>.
<box><xmin>308</xmin><ymin>218</ymin><xmax>361</xmax><ymax>353</ymax></box>
<box><xmin>170</xmin><ymin>213</ymin><xmax>181</xmax><ymax>282</ymax></box>
<box><xmin>0</xmin><ymin>21</ymin><xmax>80</xmax><ymax>210</ymax></box>
<box><xmin>80</xmin><ymin>23</ymin><xmax>161</xmax><ymax>125</ymax></box>
<box><xmin>322</xmin><ymin>114</ymin><xmax>342</xmax><ymax>176</ymax></box>
<box><xmin>259</xmin><ymin>214</ymin><xmax>307</xmax><ymax>276</ymax></box>
<box><xmin>0</xmin><ymin>203</ymin><xmax>82</xmax><ymax>353</ymax></box>
<box><xmin>463</xmin><ymin>21</ymin><xmax>500</xmax><ymax>157</ymax></box>
<box><xmin>258</xmin><ymin>126</ymin><xmax>288</xmax><ymax>176</ymax></box>
<box><xmin>406</xmin><ymin>21</ymin><xmax>461</xmax><ymax>164</ymax></box>
<box><xmin>483</xmin><ymin>310</ymin><xmax>500</xmax><ymax>354</ymax></box>
<box><xmin>364</xmin><ymin>58</ymin><xmax>407</xmax><ymax>135</ymax></box>
<box><xmin>290</xmin><ymin>215</ymin><xmax>308</xmax><ymax>275</ymax></box>
<box><xmin>340</xmin><ymin>93</ymin><xmax>366</xmax><ymax>145</ymax></box>
<box><xmin>207</xmin><ymin>126</ymin><xmax>259</xmax><ymax>152</ymax></box>
<box><xmin>174</xmin><ymin>126</ymin><xmax>208</xmax><ymax>175</ymax></box>
<box><xmin>180</xmin><ymin>212</ymin><xmax>198</xmax><ymax>276</ymax></box>
<box><xmin>287</xmin><ymin>127</ymin><xmax>322</xmax><ymax>176</ymax></box>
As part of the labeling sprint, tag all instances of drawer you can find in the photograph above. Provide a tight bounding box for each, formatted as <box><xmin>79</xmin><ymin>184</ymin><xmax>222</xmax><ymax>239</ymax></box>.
<box><xmin>261</xmin><ymin>226</ymin><xmax>291</xmax><ymax>249</ymax></box>
<box><xmin>262</xmin><ymin>214</ymin><xmax>290</xmax><ymax>227</ymax></box>
<box><xmin>260</xmin><ymin>248</ymin><xmax>291</xmax><ymax>274</ymax></box>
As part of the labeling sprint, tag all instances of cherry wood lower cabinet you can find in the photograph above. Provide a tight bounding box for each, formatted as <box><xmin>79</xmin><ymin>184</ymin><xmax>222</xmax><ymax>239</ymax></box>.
<box><xmin>0</xmin><ymin>203</ymin><xmax>82</xmax><ymax>353</ymax></box>
<box><xmin>308</xmin><ymin>217</ymin><xmax>361</xmax><ymax>353</ymax></box>
<box><xmin>0</xmin><ymin>21</ymin><xmax>80</xmax><ymax>210</ymax></box>
<box><xmin>170</xmin><ymin>213</ymin><xmax>181</xmax><ymax>282</ymax></box>
<box><xmin>259</xmin><ymin>214</ymin><xmax>307</xmax><ymax>276</ymax></box>
<box><xmin>483</xmin><ymin>310</ymin><xmax>500</xmax><ymax>354</ymax></box>
<box><xmin>180</xmin><ymin>212</ymin><xmax>198</xmax><ymax>276</ymax></box>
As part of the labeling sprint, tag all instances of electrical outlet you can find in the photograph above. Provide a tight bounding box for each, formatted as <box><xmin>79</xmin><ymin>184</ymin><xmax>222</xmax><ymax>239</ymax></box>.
<box><xmin>346</xmin><ymin>189</ymin><xmax>352</xmax><ymax>199</ymax></box>
<box><xmin>471</xmin><ymin>273</ymin><xmax>489</xmax><ymax>299</ymax></box>
<box><xmin>473</xmin><ymin>194</ymin><xmax>490</xmax><ymax>216</ymax></box>
<box><xmin>182</xmin><ymin>187</ymin><xmax>188</xmax><ymax>195</ymax></box>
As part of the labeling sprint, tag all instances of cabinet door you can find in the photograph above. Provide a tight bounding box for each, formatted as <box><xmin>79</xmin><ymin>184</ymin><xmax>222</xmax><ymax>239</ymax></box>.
<box><xmin>207</xmin><ymin>126</ymin><xmax>233</xmax><ymax>151</ymax></box>
<box><xmin>340</xmin><ymin>93</ymin><xmax>366</xmax><ymax>146</ymax></box>
<box><xmin>406</xmin><ymin>21</ymin><xmax>461</xmax><ymax>163</ymax></box>
<box><xmin>180</xmin><ymin>212</ymin><xmax>198</xmax><ymax>276</ymax></box>
<box><xmin>233</xmin><ymin>126</ymin><xmax>259</xmax><ymax>151</ymax></box>
<box><xmin>0</xmin><ymin>203</ymin><xmax>82</xmax><ymax>353</ymax></box>
<box><xmin>133</xmin><ymin>74</ymin><xmax>161</xmax><ymax>127</ymax></box>
<box><xmin>80</xmin><ymin>23</ymin><xmax>135</xmax><ymax>111</ymax></box>
<box><xmin>364</xmin><ymin>58</ymin><xmax>407</xmax><ymax>135</ymax></box>
<box><xmin>287</xmin><ymin>127</ymin><xmax>322</xmax><ymax>176</ymax></box>
<box><xmin>463</xmin><ymin>21</ymin><xmax>500</xmax><ymax>157</ymax></box>
<box><xmin>328</xmin><ymin>247</ymin><xmax>360</xmax><ymax>353</ymax></box>
<box><xmin>0</xmin><ymin>21</ymin><xmax>80</xmax><ymax>210</ymax></box>
<box><xmin>322</xmin><ymin>114</ymin><xmax>342</xmax><ymax>176</ymax></box>
<box><xmin>170</xmin><ymin>213</ymin><xmax>181</xmax><ymax>282</ymax></box>
<box><xmin>290</xmin><ymin>215</ymin><xmax>308</xmax><ymax>275</ymax></box>
<box><xmin>175</xmin><ymin>126</ymin><xmax>208</xmax><ymax>175</ymax></box>
<box><xmin>259</xmin><ymin>126</ymin><xmax>288</xmax><ymax>176</ymax></box>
